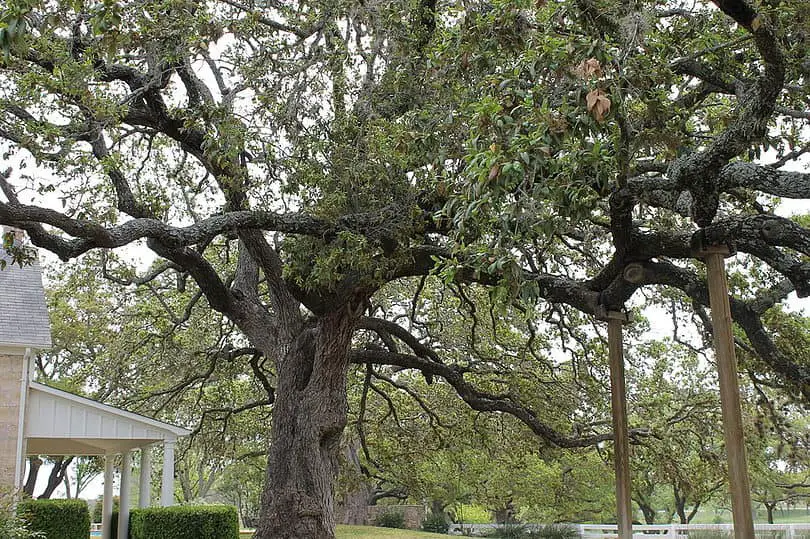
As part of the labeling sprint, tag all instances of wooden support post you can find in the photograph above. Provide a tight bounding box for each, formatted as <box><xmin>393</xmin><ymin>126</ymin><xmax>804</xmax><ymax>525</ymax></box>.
<box><xmin>598</xmin><ymin>307</ymin><xmax>632</xmax><ymax>539</ymax></box>
<box><xmin>701</xmin><ymin>245</ymin><xmax>755</xmax><ymax>539</ymax></box>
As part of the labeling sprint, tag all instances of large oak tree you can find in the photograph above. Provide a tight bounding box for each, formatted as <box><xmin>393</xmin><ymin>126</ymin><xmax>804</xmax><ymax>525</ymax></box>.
<box><xmin>0</xmin><ymin>0</ymin><xmax>808</xmax><ymax>537</ymax></box>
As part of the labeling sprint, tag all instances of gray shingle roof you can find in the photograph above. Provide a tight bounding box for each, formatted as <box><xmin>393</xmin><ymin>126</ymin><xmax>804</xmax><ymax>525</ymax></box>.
<box><xmin>0</xmin><ymin>250</ymin><xmax>52</xmax><ymax>349</ymax></box>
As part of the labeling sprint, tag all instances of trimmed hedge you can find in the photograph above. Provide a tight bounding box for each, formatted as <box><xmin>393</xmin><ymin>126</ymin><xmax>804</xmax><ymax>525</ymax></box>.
<box><xmin>129</xmin><ymin>505</ymin><xmax>239</xmax><ymax>539</ymax></box>
<box><xmin>17</xmin><ymin>499</ymin><xmax>90</xmax><ymax>539</ymax></box>
<box><xmin>92</xmin><ymin>496</ymin><xmax>119</xmax><ymax>523</ymax></box>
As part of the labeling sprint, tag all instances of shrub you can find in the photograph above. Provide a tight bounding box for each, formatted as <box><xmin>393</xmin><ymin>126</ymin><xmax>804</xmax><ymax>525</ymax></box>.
<box><xmin>17</xmin><ymin>499</ymin><xmax>90</xmax><ymax>539</ymax></box>
<box><xmin>374</xmin><ymin>509</ymin><xmax>406</xmax><ymax>529</ymax></box>
<box><xmin>92</xmin><ymin>496</ymin><xmax>119</xmax><ymax>523</ymax></box>
<box><xmin>1</xmin><ymin>491</ymin><xmax>43</xmax><ymax>539</ymax></box>
<box><xmin>422</xmin><ymin>511</ymin><xmax>450</xmax><ymax>534</ymax></box>
<box><xmin>110</xmin><ymin>511</ymin><xmax>119</xmax><ymax>539</ymax></box>
<box><xmin>687</xmin><ymin>531</ymin><xmax>732</xmax><ymax>539</ymax></box>
<box><xmin>0</xmin><ymin>512</ymin><xmax>44</xmax><ymax>539</ymax></box>
<box><xmin>531</xmin><ymin>523</ymin><xmax>581</xmax><ymax>539</ymax></box>
<box><xmin>485</xmin><ymin>523</ymin><xmax>529</xmax><ymax>539</ymax></box>
<box><xmin>129</xmin><ymin>505</ymin><xmax>239</xmax><ymax>539</ymax></box>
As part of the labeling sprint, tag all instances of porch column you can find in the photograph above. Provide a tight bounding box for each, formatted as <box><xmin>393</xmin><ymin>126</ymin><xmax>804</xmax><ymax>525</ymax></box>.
<box><xmin>161</xmin><ymin>439</ymin><xmax>175</xmax><ymax>506</ymax></box>
<box><xmin>139</xmin><ymin>445</ymin><xmax>152</xmax><ymax>508</ymax></box>
<box><xmin>118</xmin><ymin>451</ymin><xmax>132</xmax><ymax>539</ymax></box>
<box><xmin>101</xmin><ymin>453</ymin><xmax>115</xmax><ymax>539</ymax></box>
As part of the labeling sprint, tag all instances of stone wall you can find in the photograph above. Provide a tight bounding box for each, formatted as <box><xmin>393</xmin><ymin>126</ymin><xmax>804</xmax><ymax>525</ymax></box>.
<box><xmin>0</xmin><ymin>353</ymin><xmax>24</xmax><ymax>491</ymax></box>
<box><xmin>366</xmin><ymin>504</ymin><xmax>426</xmax><ymax>530</ymax></box>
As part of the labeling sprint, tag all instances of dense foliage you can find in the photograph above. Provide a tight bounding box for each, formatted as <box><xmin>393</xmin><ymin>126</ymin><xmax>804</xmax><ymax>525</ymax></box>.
<box><xmin>0</xmin><ymin>491</ymin><xmax>43</xmax><ymax>539</ymax></box>
<box><xmin>91</xmin><ymin>496</ymin><xmax>118</xmax><ymax>524</ymax></box>
<box><xmin>17</xmin><ymin>499</ymin><xmax>90</xmax><ymax>539</ymax></box>
<box><xmin>1</xmin><ymin>0</ymin><xmax>808</xmax><ymax>537</ymax></box>
<box><xmin>373</xmin><ymin>509</ymin><xmax>406</xmax><ymax>529</ymax></box>
<box><xmin>129</xmin><ymin>505</ymin><xmax>239</xmax><ymax>539</ymax></box>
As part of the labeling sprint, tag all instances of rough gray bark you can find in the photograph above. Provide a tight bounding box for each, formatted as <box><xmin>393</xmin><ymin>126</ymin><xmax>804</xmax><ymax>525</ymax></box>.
<box><xmin>336</xmin><ymin>484</ymin><xmax>372</xmax><ymax>526</ymax></box>
<box><xmin>335</xmin><ymin>440</ymin><xmax>372</xmax><ymax>525</ymax></box>
<box><xmin>0</xmin><ymin>1</ymin><xmax>807</xmax><ymax>537</ymax></box>
<box><xmin>255</xmin><ymin>307</ymin><xmax>359</xmax><ymax>539</ymax></box>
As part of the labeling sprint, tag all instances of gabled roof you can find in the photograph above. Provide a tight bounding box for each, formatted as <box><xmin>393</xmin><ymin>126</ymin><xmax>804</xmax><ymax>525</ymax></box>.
<box><xmin>25</xmin><ymin>382</ymin><xmax>191</xmax><ymax>455</ymax></box>
<box><xmin>0</xmin><ymin>251</ymin><xmax>52</xmax><ymax>349</ymax></box>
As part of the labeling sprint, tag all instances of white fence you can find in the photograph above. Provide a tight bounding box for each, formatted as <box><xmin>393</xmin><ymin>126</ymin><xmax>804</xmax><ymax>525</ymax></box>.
<box><xmin>448</xmin><ymin>523</ymin><xmax>810</xmax><ymax>538</ymax></box>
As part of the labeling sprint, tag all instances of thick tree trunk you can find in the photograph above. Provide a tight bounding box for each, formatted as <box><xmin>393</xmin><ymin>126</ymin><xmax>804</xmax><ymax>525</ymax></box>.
<box><xmin>39</xmin><ymin>456</ymin><xmax>73</xmax><ymax>499</ymax></box>
<box><xmin>336</xmin><ymin>482</ymin><xmax>371</xmax><ymax>525</ymax></box>
<box><xmin>336</xmin><ymin>440</ymin><xmax>372</xmax><ymax>525</ymax></box>
<box><xmin>255</xmin><ymin>308</ymin><xmax>357</xmax><ymax>539</ymax></box>
<box><xmin>23</xmin><ymin>457</ymin><xmax>43</xmax><ymax>496</ymax></box>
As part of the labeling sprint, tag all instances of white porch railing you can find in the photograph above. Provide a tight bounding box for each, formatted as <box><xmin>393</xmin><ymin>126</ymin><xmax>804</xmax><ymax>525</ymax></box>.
<box><xmin>448</xmin><ymin>522</ymin><xmax>810</xmax><ymax>538</ymax></box>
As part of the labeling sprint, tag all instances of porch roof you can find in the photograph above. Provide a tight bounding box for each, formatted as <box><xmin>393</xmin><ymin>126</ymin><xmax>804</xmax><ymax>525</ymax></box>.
<box><xmin>25</xmin><ymin>382</ymin><xmax>191</xmax><ymax>455</ymax></box>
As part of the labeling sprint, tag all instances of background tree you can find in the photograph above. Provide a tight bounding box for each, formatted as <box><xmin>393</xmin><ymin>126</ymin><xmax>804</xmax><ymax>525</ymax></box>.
<box><xmin>628</xmin><ymin>341</ymin><xmax>726</xmax><ymax>524</ymax></box>
<box><xmin>1</xmin><ymin>0</ymin><xmax>809</xmax><ymax>537</ymax></box>
<box><xmin>67</xmin><ymin>457</ymin><xmax>103</xmax><ymax>500</ymax></box>
<box><xmin>747</xmin><ymin>385</ymin><xmax>810</xmax><ymax>524</ymax></box>
<box><xmin>33</xmin><ymin>252</ymin><xmax>271</xmax><ymax>505</ymax></box>
<box><xmin>215</xmin><ymin>456</ymin><xmax>265</xmax><ymax>528</ymax></box>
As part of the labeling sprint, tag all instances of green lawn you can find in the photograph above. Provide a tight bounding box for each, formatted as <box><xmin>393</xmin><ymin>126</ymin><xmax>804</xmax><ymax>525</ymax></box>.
<box><xmin>689</xmin><ymin>506</ymin><xmax>810</xmax><ymax>524</ymax></box>
<box><xmin>239</xmin><ymin>526</ymin><xmax>449</xmax><ymax>538</ymax></box>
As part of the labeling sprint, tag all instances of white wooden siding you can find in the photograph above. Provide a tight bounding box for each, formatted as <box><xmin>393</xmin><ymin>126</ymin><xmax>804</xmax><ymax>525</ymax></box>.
<box><xmin>24</xmin><ymin>382</ymin><xmax>190</xmax><ymax>455</ymax></box>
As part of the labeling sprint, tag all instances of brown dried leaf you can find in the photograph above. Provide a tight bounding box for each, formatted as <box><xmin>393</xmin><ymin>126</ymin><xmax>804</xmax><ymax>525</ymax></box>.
<box><xmin>574</xmin><ymin>58</ymin><xmax>603</xmax><ymax>79</ymax></box>
<box><xmin>586</xmin><ymin>88</ymin><xmax>611</xmax><ymax>122</ymax></box>
<box><xmin>488</xmin><ymin>163</ymin><xmax>501</xmax><ymax>181</ymax></box>
<box><xmin>584</xmin><ymin>58</ymin><xmax>602</xmax><ymax>77</ymax></box>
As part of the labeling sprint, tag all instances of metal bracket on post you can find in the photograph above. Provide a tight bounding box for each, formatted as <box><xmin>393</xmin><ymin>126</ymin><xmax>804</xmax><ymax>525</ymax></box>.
<box><xmin>690</xmin><ymin>229</ymin><xmax>753</xmax><ymax>539</ymax></box>
<box><xmin>690</xmin><ymin>229</ymin><xmax>736</xmax><ymax>259</ymax></box>
<box><xmin>596</xmin><ymin>303</ymin><xmax>632</xmax><ymax>539</ymax></box>
<box><xmin>595</xmin><ymin>305</ymin><xmax>630</xmax><ymax>324</ymax></box>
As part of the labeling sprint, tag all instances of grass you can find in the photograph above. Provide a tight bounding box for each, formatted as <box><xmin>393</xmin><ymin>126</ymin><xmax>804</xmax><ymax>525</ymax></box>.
<box><xmin>239</xmin><ymin>526</ymin><xmax>449</xmax><ymax>538</ymax></box>
<box><xmin>690</xmin><ymin>507</ymin><xmax>810</xmax><ymax>525</ymax></box>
